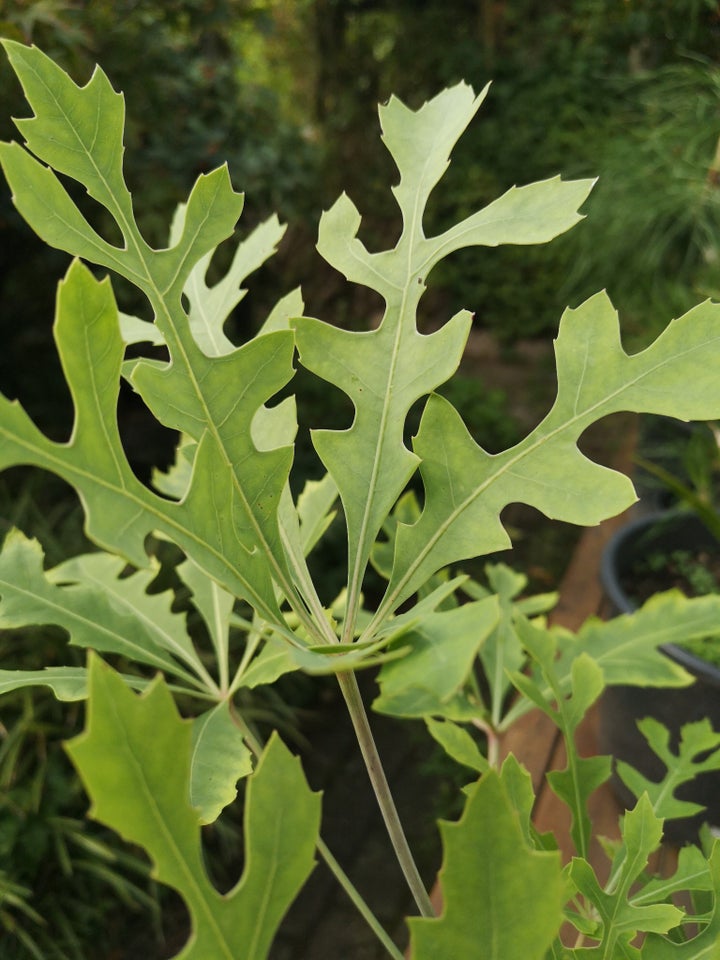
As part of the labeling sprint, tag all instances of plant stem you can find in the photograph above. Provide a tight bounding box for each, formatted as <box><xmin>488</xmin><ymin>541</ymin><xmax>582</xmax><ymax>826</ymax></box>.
<box><xmin>228</xmin><ymin>702</ymin><xmax>407</xmax><ymax>957</ymax></box>
<box><xmin>317</xmin><ymin>837</ymin><xmax>405</xmax><ymax>960</ymax></box>
<box><xmin>336</xmin><ymin>670</ymin><xmax>435</xmax><ymax>919</ymax></box>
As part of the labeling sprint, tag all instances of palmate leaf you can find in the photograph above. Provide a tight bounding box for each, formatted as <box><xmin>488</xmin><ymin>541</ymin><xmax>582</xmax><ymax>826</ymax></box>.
<box><xmin>295</xmin><ymin>83</ymin><xmax>594</xmax><ymax>639</ymax></box>
<box><xmin>408</xmin><ymin>770</ymin><xmax>564</xmax><ymax>960</ymax></box>
<box><xmin>376</xmin><ymin>292</ymin><xmax>720</xmax><ymax>618</ymax></box>
<box><xmin>0</xmin><ymin>41</ymin><xmax>312</xmax><ymax>631</ymax></box>
<box><xmin>66</xmin><ymin>656</ymin><xmax>321</xmax><ymax>960</ymax></box>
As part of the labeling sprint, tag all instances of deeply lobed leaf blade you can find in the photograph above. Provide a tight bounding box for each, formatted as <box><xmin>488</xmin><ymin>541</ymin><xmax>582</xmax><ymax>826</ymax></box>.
<box><xmin>66</xmin><ymin>656</ymin><xmax>321</xmax><ymax>959</ymax></box>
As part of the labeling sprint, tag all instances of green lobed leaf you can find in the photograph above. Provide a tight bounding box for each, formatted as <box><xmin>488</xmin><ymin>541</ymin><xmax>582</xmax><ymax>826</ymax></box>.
<box><xmin>190</xmin><ymin>702</ymin><xmax>253</xmax><ymax>824</ymax></box>
<box><xmin>379</xmin><ymin>293</ymin><xmax>720</xmax><ymax>616</ymax></box>
<box><xmin>0</xmin><ymin>138</ymin><xmax>125</xmax><ymax>272</ymax></box>
<box><xmin>0</xmin><ymin>42</ymin><xmax>245</xmax><ymax>297</ymax></box>
<box><xmin>170</xmin><ymin>206</ymin><xmax>287</xmax><ymax>357</ymax></box>
<box><xmin>617</xmin><ymin>718</ymin><xmax>720</xmax><ymax>823</ymax></box>
<box><xmin>0</xmin><ymin>42</ymin><xmax>313</xmax><ymax>633</ymax></box>
<box><xmin>556</xmin><ymin>590</ymin><xmax>720</xmax><ymax>688</ymax></box>
<box><xmin>501</xmin><ymin>590</ymin><xmax>714</xmax><ymax>730</ymax></box>
<box><xmin>0</xmin><ymin>260</ymin><xmax>288</xmax><ymax>623</ymax></box>
<box><xmin>5</xmin><ymin>40</ymin><xmax>130</xmax><ymax>211</ymax></box>
<box><xmin>380</xmin><ymin>83</ymin><xmax>490</xmax><ymax>234</ymax></box>
<box><xmin>66</xmin><ymin>656</ymin><xmax>321</xmax><ymax>960</ymax></box>
<box><xmin>408</xmin><ymin>770</ymin><xmax>564</xmax><ymax>960</ymax></box>
<box><xmin>127</xmin><ymin>324</ymin><xmax>297</xmax><ymax>597</ymax></box>
<box><xmin>296</xmin><ymin>83</ymin><xmax>592</xmax><ymax>641</ymax></box>
<box><xmin>568</xmin><ymin>795</ymin><xmax>683</xmax><ymax>958</ymax></box>
<box><xmin>631</xmin><ymin>843</ymin><xmax>713</xmax><ymax>913</ymax></box>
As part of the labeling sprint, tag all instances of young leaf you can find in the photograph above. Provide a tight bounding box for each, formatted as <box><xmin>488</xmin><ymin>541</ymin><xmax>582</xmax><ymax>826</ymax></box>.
<box><xmin>617</xmin><ymin>718</ymin><xmax>720</xmax><ymax>823</ymax></box>
<box><xmin>569</xmin><ymin>795</ymin><xmax>683</xmax><ymax>957</ymax></box>
<box><xmin>408</xmin><ymin>770</ymin><xmax>564</xmax><ymax>959</ymax></box>
<box><xmin>513</xmin><ymin>619</ymin><xmax>611</xmax><ymax>858</ymax></box>
<box><xmin>478</xmin><ymin>563</ymin><xmax>534</xmax><ymax>727</ymax></box>
<box><xmin>66</xmin><ymin>656</ymin><xmax>321</xmax><ymax>960</ymax></box>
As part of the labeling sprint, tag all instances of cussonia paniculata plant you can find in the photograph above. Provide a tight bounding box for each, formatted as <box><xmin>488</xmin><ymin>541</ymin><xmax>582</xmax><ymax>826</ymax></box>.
<box><xmin>2</xmin><ymin>39</ymin><xmax>720</xmax><ymax>958</ymax></box>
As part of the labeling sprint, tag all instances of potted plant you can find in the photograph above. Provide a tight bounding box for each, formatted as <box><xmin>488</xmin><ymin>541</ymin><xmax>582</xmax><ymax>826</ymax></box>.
<box><xmin>600</xmin><ymin>418</ymin><xmax>720</xmax><ymax>840</ymax></box>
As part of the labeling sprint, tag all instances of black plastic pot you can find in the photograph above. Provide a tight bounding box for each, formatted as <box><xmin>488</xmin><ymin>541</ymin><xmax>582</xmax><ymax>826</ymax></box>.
<box><xmin>599</xmin><ymin>510</ymin><xmax>720</xmax><ymax>843</ymax></box>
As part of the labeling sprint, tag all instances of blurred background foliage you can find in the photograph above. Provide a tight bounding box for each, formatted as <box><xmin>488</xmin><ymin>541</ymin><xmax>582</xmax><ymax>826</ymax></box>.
<box><xmin>0</xmin><ymin>1</ymin><xmax>720</xmax><ymax>956</ymax></box>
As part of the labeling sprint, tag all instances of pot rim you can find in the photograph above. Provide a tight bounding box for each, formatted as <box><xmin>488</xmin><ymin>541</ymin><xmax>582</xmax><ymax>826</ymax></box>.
<box><xmin>600</xmin><ymin>509</ymin><xmax>720</xmax><ymax>686</ymax></box>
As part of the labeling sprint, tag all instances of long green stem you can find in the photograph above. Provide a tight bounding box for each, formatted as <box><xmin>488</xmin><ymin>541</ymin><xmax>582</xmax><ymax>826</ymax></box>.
<box><xmin>317</xmin><ymin>837</ymin><xmax>405</xmax><ymax>960</ymax></box>
<box><xmin>335</xmin><ymin>670</ymin><xmax>435</xmax><ymax>919</ymax></box>
<box><xmin>229</xmin><ymin>702</ymin><xmax>406</xmax><ymax>958</ymax></box>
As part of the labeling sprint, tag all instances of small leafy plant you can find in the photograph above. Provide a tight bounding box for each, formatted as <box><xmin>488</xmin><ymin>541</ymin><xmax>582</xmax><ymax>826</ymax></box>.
<box><xmin>4</xmin><ymin>40</ymin><xmax>720</xmax><ymax>958</ymax></box>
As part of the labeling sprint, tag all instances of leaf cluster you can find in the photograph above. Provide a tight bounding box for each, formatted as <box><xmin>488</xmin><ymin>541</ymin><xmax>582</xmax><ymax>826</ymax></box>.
<box><xmin>3</xmin><ymin>38</ymin><xmax>720</xmax><ymax>959</ymax></box>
